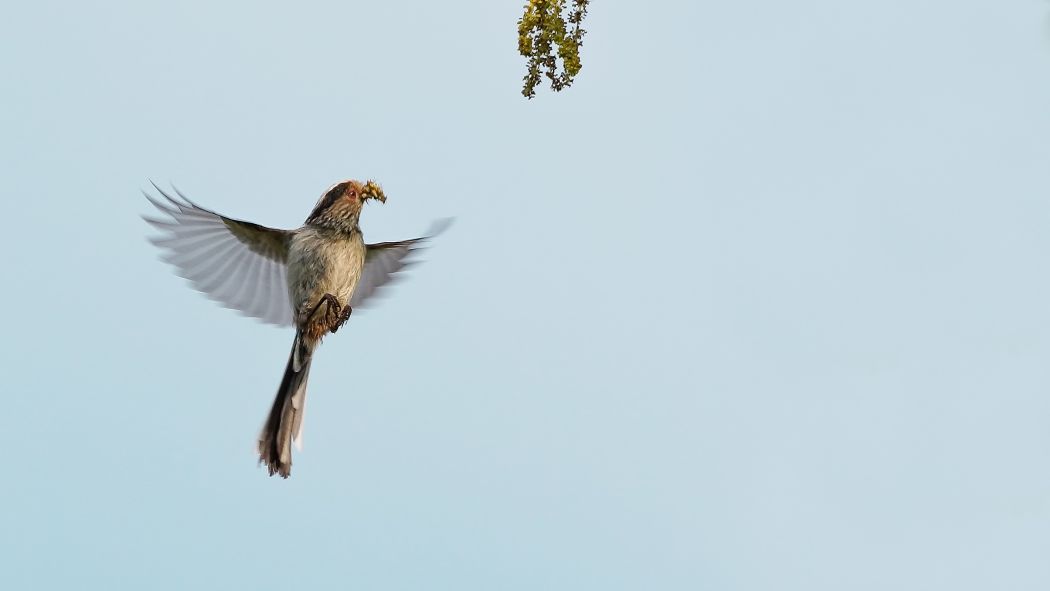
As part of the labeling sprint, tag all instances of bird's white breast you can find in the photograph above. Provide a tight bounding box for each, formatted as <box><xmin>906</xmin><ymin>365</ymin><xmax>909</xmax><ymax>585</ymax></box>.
<box><xmin>286</xmin><ymin>227</ymin><xmax>366</xmax><ymax>322</ymax></box>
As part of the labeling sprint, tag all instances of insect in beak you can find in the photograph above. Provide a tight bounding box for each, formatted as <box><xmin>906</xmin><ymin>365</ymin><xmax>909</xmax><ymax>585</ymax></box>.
<box><xmin>360</xmin><ymin>180</ymin><xmax>387</xmax><ymax>204</ymax></box>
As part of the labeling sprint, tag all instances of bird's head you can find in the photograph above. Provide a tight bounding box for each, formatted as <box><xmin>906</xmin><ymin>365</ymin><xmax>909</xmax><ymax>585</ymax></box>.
<box><xmin>306</xmin><ymin>179</ymin><xmax>386</xmax><ymax>231</ymax></box>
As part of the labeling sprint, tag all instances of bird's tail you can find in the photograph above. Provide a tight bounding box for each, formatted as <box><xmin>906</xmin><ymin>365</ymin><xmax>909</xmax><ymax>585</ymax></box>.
<box><xmin>258</xmin><ymin>331</ymin><xmax>313</xmax><ymax>478</ymax></box>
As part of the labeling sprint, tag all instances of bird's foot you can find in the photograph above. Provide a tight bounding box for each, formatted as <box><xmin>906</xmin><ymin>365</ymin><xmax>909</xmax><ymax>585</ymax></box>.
<box><xmin>304</xmin><ymin>293</ymin><xmax>342</xmax><ymax>326</ymax></box>
<box><xmin>330</xmin><ymin>305</ymin><xmax>353</xmax><ymax>333</ymax></box>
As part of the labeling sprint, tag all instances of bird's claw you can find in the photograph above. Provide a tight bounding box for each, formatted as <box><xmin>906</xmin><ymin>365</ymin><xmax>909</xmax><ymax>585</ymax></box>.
<box><xmin>304</xmin><ymin>293</ymin><xmax>343</xmax><ymax>327</ymax></box>
<box><xmin>330</xmin><ymin>305</ymin><xmax>353</xmax><ymax>333</ymax></box>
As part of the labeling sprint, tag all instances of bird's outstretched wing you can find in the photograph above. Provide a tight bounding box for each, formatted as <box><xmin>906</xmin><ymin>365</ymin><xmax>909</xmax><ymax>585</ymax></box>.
<box><xmin>350</xmin><ymin>218</ymin><xmax>453</xmax><ymax>308</ymax></box>
<box><xmin>143</xmin><ymin>183</ymin><xmax>295</xmax><ymax>326</ymax></box>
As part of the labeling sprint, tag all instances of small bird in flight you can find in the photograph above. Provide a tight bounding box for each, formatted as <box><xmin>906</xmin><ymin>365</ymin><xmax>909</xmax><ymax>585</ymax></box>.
<box><xmin>143</xmin><ymin>180</ymin><xmax>450</xmax><ymax>478</ymax></box>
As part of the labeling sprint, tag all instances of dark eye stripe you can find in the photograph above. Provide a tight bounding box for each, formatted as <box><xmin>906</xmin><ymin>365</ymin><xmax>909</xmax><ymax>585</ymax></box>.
<box><xmin>306</xmin><ymin>182</ymin><xmax>348</xmax><ymax>223</ymax></box>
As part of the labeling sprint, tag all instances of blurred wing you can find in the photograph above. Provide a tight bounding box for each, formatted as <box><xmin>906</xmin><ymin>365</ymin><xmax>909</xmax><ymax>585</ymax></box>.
<box><xmin>350</xmin><ymin>218</ymin><xmax>453</xmax><ymax>308</ymax></box>
<box><xmin>143</xmin><ymin>183</ymin><xmax>296</xmax><ymax>326</ymax></box>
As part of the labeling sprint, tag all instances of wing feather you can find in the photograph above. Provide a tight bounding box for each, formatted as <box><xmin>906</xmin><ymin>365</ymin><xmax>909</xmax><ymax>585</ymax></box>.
<box><xmin>143</xmin><ymin>184</ymin><xmax>295</xmax><ymax>326</ymax></box>
<box><xmin>350</xmin><ymin>218</ymin><xmax>452</xmax><ymax>309</ymax></box>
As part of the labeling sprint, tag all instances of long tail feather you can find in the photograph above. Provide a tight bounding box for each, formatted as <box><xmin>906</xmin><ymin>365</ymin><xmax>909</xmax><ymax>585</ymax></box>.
<box><xmin>258</xmin><ymin>332</ymin><xmax>312</xmax><ymax>478</ymax></box>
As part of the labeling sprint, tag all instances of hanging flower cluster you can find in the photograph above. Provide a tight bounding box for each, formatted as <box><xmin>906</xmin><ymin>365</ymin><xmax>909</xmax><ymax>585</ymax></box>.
<box><xmin>517</xmin><ymin>0</ymin><xmax>589</xmax><ymax>99</ymax></box>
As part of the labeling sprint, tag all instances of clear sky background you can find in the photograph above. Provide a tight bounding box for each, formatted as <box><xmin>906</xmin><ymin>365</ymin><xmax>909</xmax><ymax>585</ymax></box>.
<box><xmin>2</xmin><ymin>1</ymin><xmax>1049</xmax><ymax>589</ymax></box>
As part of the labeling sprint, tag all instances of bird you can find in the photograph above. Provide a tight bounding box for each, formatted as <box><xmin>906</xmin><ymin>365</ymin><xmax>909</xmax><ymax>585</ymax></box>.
<box><xmin>143</xmin><ymin>179</ymin><xmax>450</xmax><ymax>478</ymax></box>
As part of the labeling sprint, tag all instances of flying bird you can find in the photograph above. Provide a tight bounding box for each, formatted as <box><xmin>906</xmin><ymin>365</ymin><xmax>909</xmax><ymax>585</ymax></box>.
<box><xmin>143</xmin><ymin>180</ymin><xmax>450</xmax><ymax>478</ymax></box>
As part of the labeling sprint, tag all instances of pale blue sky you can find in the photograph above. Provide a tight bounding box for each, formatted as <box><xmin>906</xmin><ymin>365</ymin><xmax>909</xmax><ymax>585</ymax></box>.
<box><xmin>2</xmin><ymin>1</ymin><xmax>1050</xmax><ymax>589</ymax></box>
